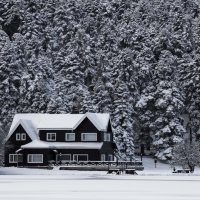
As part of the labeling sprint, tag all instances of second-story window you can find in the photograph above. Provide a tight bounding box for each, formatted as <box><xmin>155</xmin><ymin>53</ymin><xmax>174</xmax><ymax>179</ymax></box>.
<box><xmin>46</xmin><ymin>133</ymin><xmax>56</xmax><ymax>141</ymax></box>
<box><xmin>21</xmin><ymin>133</ymin><xmax>26</xmax><ymax>141</ymax></box>
<box><xmin>65</xmin><ymin>133</ymin><xmax>75</xmax><ymax>141</ymax></box>
<box><xmin>104</xmin><ymin>133</ymin><xmax>110</xmax><ymax>142</ymax></box>
<box><xmin>16</xmin><ymin>133</ymin><xmax>21</xmax><ymax>141</ymax></box>
<box><xmin>16</xmin><ymin>133</ymin><xmax>26</xmax><ymax>141</ymax></box>
<box><xmin>81</xmin><ymin>133</ymin><xmax>97</xmax><ymax>141</ymax></box>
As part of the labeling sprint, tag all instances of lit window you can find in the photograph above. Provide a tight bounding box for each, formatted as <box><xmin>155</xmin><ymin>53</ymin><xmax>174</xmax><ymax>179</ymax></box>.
<box><xmin>21</xmin><ymin>133</ymin><xmax>26</xmax><ymax>141</ymax></box>
<box><xmin>81</xmin><ymin>133</ymin><xmax>97</xmax><ymax>141</ymax></box>
<box><xmin>65</xmin><ymin>133</ymin><xmax>75</xmax><ymax>141</ymax></box>
<box><xmin>46</xmin><ymin>133</ymin><xmax>56</xmax><ymax>141</ymax></box>
<box><xmin>28</xmin><ymin>154</ymin><xmax>43</xmax><ymax>163</ymax></box>
<box><xmin>16</xmin><ymin>133</ymin><xmax>21</xmax><ymax>141</ymax></box>
<box><xmin>104</xmin><ymin>133</ymin><xmax>110</xmax><ymax>142</ymax></box>
<box><xmin>9</xmin><ymin>154</ymin><xmax>23</xmax><ymax>163</ymax></box>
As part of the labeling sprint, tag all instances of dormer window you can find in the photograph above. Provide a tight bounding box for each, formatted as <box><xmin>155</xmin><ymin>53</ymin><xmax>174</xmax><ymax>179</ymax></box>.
<box><xmin>21</xmin><ymin>133</ymin><xmax>26</xmax><ymax>141</ymax></box>
<box><xmin>46</xmin><ymin>133</ymin><xmax>56</xmax><ymax>141</ymax></box>
<box><xmin>16</xmin><ymin>133</ymin><xmax>26</xmax><ymax>141</ymax></box>
<box><xmin>16</xmin><ymin>133</ymin><xmax>21</xmax><ymax>141</ymax></box>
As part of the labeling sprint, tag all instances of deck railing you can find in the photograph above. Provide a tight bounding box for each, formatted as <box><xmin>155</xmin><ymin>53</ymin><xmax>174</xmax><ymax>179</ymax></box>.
<box><xmin>48</xmin><ymin>160</ymin><xmax>143</xmax><ymax>170</ymax></box>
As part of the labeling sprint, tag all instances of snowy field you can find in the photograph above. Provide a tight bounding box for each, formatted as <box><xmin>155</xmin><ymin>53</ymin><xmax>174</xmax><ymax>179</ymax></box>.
<box><xmin>1</xmin><ymin>173</ymin><xmax>200</xmax><ymax>200</ymax></box>
<box><xmin>1</xmin><ymin>158</ymin><xmax>200</xmax><ymax>200</ymax></box>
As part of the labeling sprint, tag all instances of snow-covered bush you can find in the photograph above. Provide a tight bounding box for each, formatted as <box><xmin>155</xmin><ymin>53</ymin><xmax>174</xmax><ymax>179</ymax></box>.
<box><xmin>171</xmin><ymin>141</ymin><xmax>200</xmax><ymax>172</ymax></box>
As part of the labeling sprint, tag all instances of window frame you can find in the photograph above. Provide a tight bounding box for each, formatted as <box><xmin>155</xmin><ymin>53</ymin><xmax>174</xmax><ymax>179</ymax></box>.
<box><xmin>21</xmin><ymin>133</ymin><xmax>26</xmax><ymax>141</ymax></box>
<box><xmin>65</xmin><ymin>133</ymin><xmax>75</xmax><ymax>141</ymax></box>
<box><xmin>27</xmin><ymin>154</ymin><xmax>43</xmax><ymax>163</ymax></box>
<box><xmin>101</xmin><ymin>154</ymin><xmax>106</xmax><ymax>161</ymax></box>
<box><xmin>16</xmin><ymin>133</ymin><xmax>21</xmax><ymax>141</ymax></box>
<box><xmin>108</xmin><ymin>154</ymin><xmax>113</xmax><ymax>161</ymax></box>
<box><xmin>9</xmin><ymin>154</ymin><xmax>23</xmax><ymax>163</ymax></box>
<box><xmin>81</xmin><ymin>133</ymin><xmax>97</xmax><ymax>141</ymax></box>
<box><xmin>104</xmin><ymin>133</ymin><xmax>111</xmax><ymax>142</ymax></box>
<box><xmin>73</xmin><ymin>154</ymin><xmax>88</xmax><ymax>162</ymax></box>
<box><xmin>57</xmin><ymin>154</ymin><xmax>71</xmax><ymax>162</ymax></box>
<box><xmin>46</xmin><ymin>133</ymin><xmax>56</xmax><ymax>141</ymax></box>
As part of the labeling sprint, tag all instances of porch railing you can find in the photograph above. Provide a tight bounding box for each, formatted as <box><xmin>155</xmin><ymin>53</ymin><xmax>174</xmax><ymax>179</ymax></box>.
<box><xmin>48</xmin><ymin>160</ymin><xmax>144</xmax><ymax>170</ymax></box>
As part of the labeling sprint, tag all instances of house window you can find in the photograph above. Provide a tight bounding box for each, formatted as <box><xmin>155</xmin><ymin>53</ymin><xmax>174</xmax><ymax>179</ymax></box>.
<box><xmin>101</xmin><ymin>154</ymin><xmax>105</xmax><ymax>161</ymax></box>
<box><xmin>16</xmin><ymin>133</ymin><xmax>26</xmax><ymax>141</ymax></box>
<box><xmin>73</xmin><ymin>154</ymin><xmax>88</xmax><ymax>162</ymax></box>
<box><xmin>9</xmin><ymin>154</ymin><xmax>23</xmax><ymax>163</ymax></box>
<box><xmin>65</xmin><ymin>133</ymin><xmax>75</xmax><ymax>141</ymax></box>
<box><xmin>108</xmin><ymin>154</ymin><xmax>113</xmax><ymax>161</ymax></box>
<box><xmin>16</xmin><ymin>133</ymin><xmax>21</xmax><ymax>141</ymax></box>
<box><xmin>81</xmin><ymin>133</ymin><xmax>97</xmax><ymax>141</ymax></box>
<box><xmin>104</xmin><ymin>133</ymin><xmax>110</xmax><ymax>142</ymax></box>
<box><xmin>46</xmin><ymin>133</ymin><xmax>56</xmax><ymax>141</ymax></box>
<box><xmin>28</xmin><ymin>154</ymin><xmax>43</xmax><ymax>163</ymax></box>
<box><xmin>58</xmin><ymin>154</ymin><xmax>71</xmax><ymax>162</ymax></box>
<box><xmin>21</xmin><ymin>133</ymin><xmax>26</xmax><ymax>141</ymax></box>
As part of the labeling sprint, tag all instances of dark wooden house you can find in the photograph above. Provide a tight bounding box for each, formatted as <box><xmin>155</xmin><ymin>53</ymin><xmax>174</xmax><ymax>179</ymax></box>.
<box><xmin>4</xmin><ymin>113</ymin><xmax>116</xmax><ymax>167</ymax></box>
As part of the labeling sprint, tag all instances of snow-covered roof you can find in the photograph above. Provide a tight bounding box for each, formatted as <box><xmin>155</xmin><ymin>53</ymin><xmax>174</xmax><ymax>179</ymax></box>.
<box><xmin>73</xmin><ymin>113</ymin><xmax>110</xmax><ymax>131</ymax></box>
<box><xmin>21</xmin><ymin>140</ymin><xmax>103</xmax><ymax>150</ymax></box>
<box><xmin>6</xmin><ymin>113</ymin><xmax>111</xmax><ymax>142</ymax></box>
<box><xmin>5</xmin><ymin>119</ymin><xmax>39</xmax><ymax>141</ymax></box>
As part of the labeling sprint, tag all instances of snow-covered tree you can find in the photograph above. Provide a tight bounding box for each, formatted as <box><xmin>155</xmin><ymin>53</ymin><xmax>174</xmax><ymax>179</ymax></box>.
<box><xmin>112</xmin><ymin>78</ymin><xmax>135</xmax><ymax>160</ymax></box>
<box><xmin>136</xmin><ymin>51</ymin><xmax>186</xmax><ymax>160</ymax></box>
<box><xmin>171</xmin><ymin>140</ymin><xmax>200</xmax><ymax>172</ymax></box>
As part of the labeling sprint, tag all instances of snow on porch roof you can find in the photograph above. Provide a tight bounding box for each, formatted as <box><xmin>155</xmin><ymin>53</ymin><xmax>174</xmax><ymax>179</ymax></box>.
<box><xmin>6</xmin><ymin>113</ymin><xmax>110</xmax><ymax>142</ymax></box>
<box><xmin>21</xmin><ymin>140</ymin><xmax>103</xmax><ymax>150</ymax></box>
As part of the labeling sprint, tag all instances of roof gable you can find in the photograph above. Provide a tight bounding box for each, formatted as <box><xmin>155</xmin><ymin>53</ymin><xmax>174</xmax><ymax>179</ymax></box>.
<box><xmin>5</xmin><ymin>119</ymin><xmax>38</xmax><ymax>142</ymax></box>
<box><xmin>74</xmin><ymin>113</ymin><xmax>110</xmax><ymax>131</ymax></box>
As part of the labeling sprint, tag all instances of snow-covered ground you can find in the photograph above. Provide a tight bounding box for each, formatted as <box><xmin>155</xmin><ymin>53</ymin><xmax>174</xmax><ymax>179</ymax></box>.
<box><xmin>137</xmin><ymin>156</ymin><xmax>199</xmax><ymax>175</ymax></box>
<box><xmin>1</xmin><ymin>157</ymin><xmax>200</xmax><ymax>200</ymax></box>
<box><xmin>1</xmin><ymin>173</ymin><xmax>200</xmax><ymax>200</ymax></box>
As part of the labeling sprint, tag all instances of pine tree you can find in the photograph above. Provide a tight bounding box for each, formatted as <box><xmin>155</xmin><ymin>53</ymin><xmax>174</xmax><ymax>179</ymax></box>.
<box><xmin>136</xmin><ymin>51</ymin><xmax>185</xmax><ymax>160</ymax></box>
<box><xmin>0</xmin><ymin>32</ymin><xmax>25</xmax><ymax>142</ymax></box>
<box><xmin>112</xmin><ymin>76</ymin><xmax>135</xmax><ymax>160</ymax></box>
